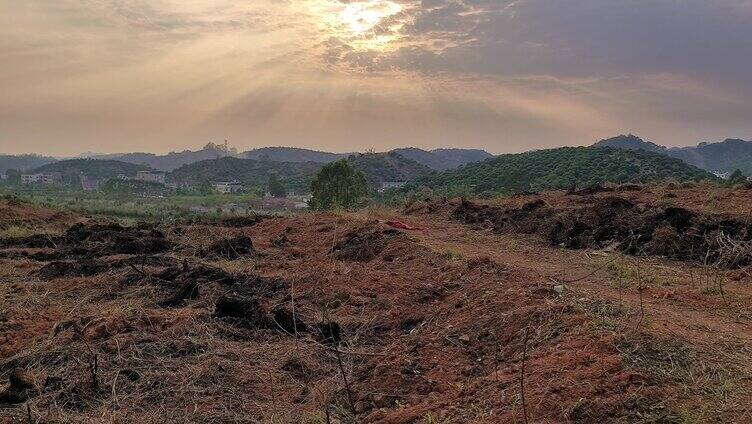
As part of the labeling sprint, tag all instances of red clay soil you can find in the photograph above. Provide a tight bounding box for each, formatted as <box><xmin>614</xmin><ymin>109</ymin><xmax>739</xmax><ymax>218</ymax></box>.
<box><xmin>1</xmin><ymin>189</ymin><xmax>751</xmax><ymax>423</ymax></box>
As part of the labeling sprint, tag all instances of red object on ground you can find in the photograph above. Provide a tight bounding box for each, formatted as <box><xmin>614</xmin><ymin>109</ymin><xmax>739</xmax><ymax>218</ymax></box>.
<box><xmin>386</xmin><ymin>220</ymin><xmax>424</xmax><ymax>230</ymax></box>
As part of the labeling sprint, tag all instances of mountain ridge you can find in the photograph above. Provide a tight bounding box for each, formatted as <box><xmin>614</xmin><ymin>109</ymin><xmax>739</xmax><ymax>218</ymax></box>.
<box><xmin>415</xmin><ymin>146</ymin><xmax>718</xmax><ymax>196</ymax></box>
<box><xmin>594</xmin><ymin>134</ymin><xmax>752</xmax><ymax>174</ymax></box>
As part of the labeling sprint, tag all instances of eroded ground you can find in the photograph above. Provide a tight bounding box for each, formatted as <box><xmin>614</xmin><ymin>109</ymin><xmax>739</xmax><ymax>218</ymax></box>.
<box><xmin>1</xmin><ymin>186</ymin><xmax>751</xmax><ymax>423</ymax></box>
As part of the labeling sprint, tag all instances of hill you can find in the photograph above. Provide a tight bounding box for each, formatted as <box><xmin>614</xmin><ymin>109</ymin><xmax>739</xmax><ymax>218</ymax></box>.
<box><xmin>242</xmin><ymin>147</ymin><xmax>349</xmax><ymax>163</ymax></box>
<box><xmin>348</xmin><ymin>152</ymin><xmax>433</xmax><ymax>188</ymax></box>
<box><xmin>391</xmin><ymin>148</ymin><xmax>492</xmax><ymax>170</ymax></box>
<box><xmin>93</xmin><ymin>142</ymin><xmax>237</xmax><ymax>171</ymax></box>
<box><xmin>167</xmin><ymin>157</ymin><xmax>322</xmax><ymax>193</ymax></box>
<box><xmin>671</xmin><ymin>139</ymin><xmax>752</xmax><ymax>174</ymax></box>
<box><xmin>0</xmin><ymin>154</ymin><xmax>57</xmax><ymax>172</ymax></box>
<box><xmin>240</xmin><ymin>147</ymin><xmax>490</xmax><ymax>171</ymax></box>
<box><xmin>416</xmin><ymin>146</ymin><xmax>717</xmax><ymax>195</ymax></box>
<box><xmin>593</xmin><ymin>134</ymin><xmax>667</xmax><ymax>154</ymax></box>
<box><xmin>595</xmin><ymin>134</ymin><xmax>752</xmax><ymax>174</ymax></box>
<box><xmin>33</xmin><ymin>159</ymin><xmax>151</xmax><ymax>180</ymax></box>
<box><xmin>168</xmin><ymin>153</ymin><xmax>432</xmax><ymax>193</ymax></box>
<box><xmin>62</xmin><ymin>146</ymin><xmax>490</xmax><ymax>173</ymax></box>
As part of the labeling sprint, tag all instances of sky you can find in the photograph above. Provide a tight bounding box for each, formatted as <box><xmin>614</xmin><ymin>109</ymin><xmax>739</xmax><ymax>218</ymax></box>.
<box><xmin>1</xmin><ymin>0</ymin><xmax>751</xmax><ymax>156</ymax></box>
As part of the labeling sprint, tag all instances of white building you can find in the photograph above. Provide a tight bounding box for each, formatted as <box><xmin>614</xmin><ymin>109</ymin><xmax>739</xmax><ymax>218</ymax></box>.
<box><xmin>21</xmin><ymin>173</ymin><xmax>62</xmax><ymax>185</ymax></box>
<box><xmin>378</xmin><ymin>181</ymin><xmax>407</xmax><ymax>193</ymax></box>
<box><xmin>214</xmin><ymin>181</ymin><xmax>243</xmax><ymax>194</ymax></box>
<box><xmin>134</xmin><ymin>171</ymin><xmax>166</xmax><ymax>184</ymax></box>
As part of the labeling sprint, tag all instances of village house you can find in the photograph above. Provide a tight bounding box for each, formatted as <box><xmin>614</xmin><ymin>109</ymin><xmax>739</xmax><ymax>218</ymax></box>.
<box><xmin>166</xmin><ymin>182</ymin><xmax>192</xmax><ymax>190</ymax></box>
<box><xmin>713</xmin><ymin>171</ymin><xmax>732</xmax><ymax>180</ymax></box>
<box><xmin>134</xmin><ymin>171</ymin><xmax>166</xmax><ymax>184</ymax></box>
<box><xmin>80</xmin><ymin>175</ymin><xmax>99</xmax><ymax>191</ymax></box>
<box><xmin>214</xmin><ymin>181</ymin><xmax>243</xmax><ymax>194</ymax></box>
<box><xmin>378</xmin><ymin>180</ymin><xmax>407</xmax><ymax>193</ymax></box>
<box><xmin>21</xmin><ymin>172</ymin><xmax>62</xmax><ymax>185</ymax></box>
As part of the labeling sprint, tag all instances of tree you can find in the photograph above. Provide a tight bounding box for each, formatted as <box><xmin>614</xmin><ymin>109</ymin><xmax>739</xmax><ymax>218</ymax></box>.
<box><xmin>310</xmin><ymin>159</ymin><xmax>367</xmax><ymax>210</ymax></box>
<box><xmin>268</xmin><ymin>174</ymin><xmax>287</xmax><ymax>198</ymax></box>
<box><xmin>727</xmin><ymin>169</ymin><xmax>747</xmax><ymax>186</ymax></box>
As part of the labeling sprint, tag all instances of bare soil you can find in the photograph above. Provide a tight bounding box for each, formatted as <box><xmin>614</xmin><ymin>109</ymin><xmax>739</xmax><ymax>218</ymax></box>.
<box><xmin>1</xmin><ymin>186</ymin><xmax>751</xmax><ymax>423</ymax></box>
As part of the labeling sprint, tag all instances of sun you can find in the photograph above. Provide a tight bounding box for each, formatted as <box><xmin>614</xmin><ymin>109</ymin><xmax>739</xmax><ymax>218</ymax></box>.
<box><xmin>311</xmin><ymin>0</ymin><xmax>406</xmax><ymax>52</ymax></box>
<box><xmin>339</xmin><ymin>1</ymin><xmax>403</xmax><ymax>36</ymax></box>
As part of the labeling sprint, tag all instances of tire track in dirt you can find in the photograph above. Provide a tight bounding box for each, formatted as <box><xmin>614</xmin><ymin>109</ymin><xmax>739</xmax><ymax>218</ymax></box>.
<box><xmin>374</xmin><ymin>209</ymin><xmax>752</xmax><ymax>421</ymax></box>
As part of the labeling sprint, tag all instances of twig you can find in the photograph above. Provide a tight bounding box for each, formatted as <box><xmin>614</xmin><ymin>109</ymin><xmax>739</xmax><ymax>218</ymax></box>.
<box><xmin>636</xmin><ymin>260</ymin><xmax>645</xmax><ymax>330</ymax></box>
<box><xmin>334</xmin><ymin>343</ymin><xmax>356</xmax><ymax>416</ymax></box>
<box><xmin>520</xmin><ymin>327</ymin><xmax>529</xmax><ymax>424</ymax></box>
<box><xmin>82</xmin><ymin>338</ymin><xmax>98</xmax><ymax>389</ymax></box>
<box><xmin>553</xmin><ymin>256</ymin><xmax>618</xmax><ymax>284</ymax></box>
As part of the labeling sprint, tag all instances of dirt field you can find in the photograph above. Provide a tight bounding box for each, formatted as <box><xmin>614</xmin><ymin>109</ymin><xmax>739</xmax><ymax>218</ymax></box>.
<box><xmin>1</xmin><ymin>186</ymin><xmax>751</xmax><ymax>423</ymax></box>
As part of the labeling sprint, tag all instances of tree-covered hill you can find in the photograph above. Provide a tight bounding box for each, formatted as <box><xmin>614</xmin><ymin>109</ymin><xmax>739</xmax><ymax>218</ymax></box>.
<box><xmin>93</xmin><ymin>142</ymin><xmax>237</xmax><ymax>171</ymax></box>
<box><xmin>593</xmin><ymin>134</ymin><xmax>667</xmax><ymax>154</ymax></box>
<box><xmin>671</xmin><ymin>139</ymin><xmax>752</xmax><ymax>175</ymax></box>
<box><xmin>167</xmin><ymin>157</ymin><xmax>322</xmax><ymax>193</ymax></box>
<box><xmin>243</xmin><ymin>147</ymin><xmax>350</xmax><ymax>163</ymax></box>
<box><xmin>0</xmin><ymin>154</ymin><xmax>58</xmax><ymax>172</ymax></box>
<box><xmin>594</xmin><ymin>134</ymin><xmax>752</xmax><ymax>174</ymax></box>
<box><xmin>391</xmin><ymin>148</ymin><xmax>492</xmax><ymax>170</ymax></box>
<box><xmin>167</xmin><ymin>152</ymin><xmax>432</xmax><ymax>193</ymax></box>
<box><xmin>348</xmin><ymin>152</ymin><xmax>433</xmax><ymax>188</ymax></box>
<box><xmin>416</xmin><ymin>146</ymin><xmax>718</xmax><ymax>196</ymax></box>
<box><xmin>33</xmin><ymin>159</ymin><xmax>150</xmax><ymax>180</ymax></box>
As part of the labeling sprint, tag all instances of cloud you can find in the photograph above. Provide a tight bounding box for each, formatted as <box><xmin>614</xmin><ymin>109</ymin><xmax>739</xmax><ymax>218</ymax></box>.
<box><xmin>0</xmin><ymin>0</ymin><xmax>751</xmax><ymax>155</ymax></box>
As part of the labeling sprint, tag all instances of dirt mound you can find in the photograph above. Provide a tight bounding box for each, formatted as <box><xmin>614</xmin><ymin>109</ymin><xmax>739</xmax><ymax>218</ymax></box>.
<box><xmin>201</xmin><ymin>235</ymin><xmax>255</xmax><ymax>260</ymax></box>
<box><xmin>62</xmin><ymin>222</ymin><xmax>171</xmax><ymax>256</ymax></box>
<box><xmin>271</xmin><ymin>307</ymin><xmax>307</xmax><ymax>334</ymax></box>
<box><xmin>218</xmin><ymin>216</ymin><xmax>264</xmax><ymax>228</ymax></box>
<box><xmin>0</xmin><ymin>234</ymin><xmax>61</xmax><ymax>249</ymax></box>
<box><xmin>213</xmin><ymin>293</ymin><xmax>271</xmax><ymax>328</ymax></box>
<box><xmin>0</xmin><ymin>196</ymin><xmax>79</xmax><ymax>230</ymax></box>
<box><xmin>567</xmin><ymin>184</ymin><xmax>615</xmax><ymax>195</ymax></box>
<box><xmin>155</xmin><ymin>264</ymin><xmax>237</xmax><ymax>286</ymax></box>
<box><xmin>453</xmin><ymin>198</ymin><xmax>552</xmax><ymax>234</ymax></box>
<box><xmin>0</xmin><ymin>369</ymin><xmax>37</xmax><ymax>406</ymax></box>
<box><xmin>451</xmin><ymin>196</ymin><xmax>752</xmax><ymax>267</ymax></box>
<box><xmin>38</xmin><ymin>260</ymin><xmax>109</xmax><ymax>280</ymax></box>
<box><xmin>329</xmin><ymin>226</ymin><xmax>401</xmax><ymax>262</ymax></box>
<box><xmin>187</xmin><ymin>215</ymin><xmax>265</xmax><ymax>228</ymax></box>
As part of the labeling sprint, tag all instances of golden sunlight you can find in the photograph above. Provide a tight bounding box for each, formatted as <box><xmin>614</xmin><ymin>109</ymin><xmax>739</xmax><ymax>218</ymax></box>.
<box><xmin>339</xmin><ymin>1</ymin><xmax>402</xmax><ymax>35</ymax></box>
<box><xmin>310</xmin><ymin>0</ymin><xmax>407</xmax><ymax>52</ymax></box>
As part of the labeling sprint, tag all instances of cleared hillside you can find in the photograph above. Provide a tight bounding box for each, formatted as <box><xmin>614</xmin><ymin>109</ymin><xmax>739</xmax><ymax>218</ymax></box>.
<box><xmin>417</xmin><ymin>146</ymin><xmax>717</xmax><ymax>195</ymax></box>
<box><xmin>3</xmin><ymin>186</ymin><xmax>752</xmax><ymax>422</ymax></box>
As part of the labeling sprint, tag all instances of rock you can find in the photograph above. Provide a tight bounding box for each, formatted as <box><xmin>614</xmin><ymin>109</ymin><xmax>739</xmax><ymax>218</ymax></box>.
<box><xmin>458</xmin><ymin>334</ymin><xmax>471</xmax><ymax>343</ymax></box>
<box><xmin>553</xmin><ymin>284</ymin><xmax>565</xmax><ymax>295</ymax></box>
